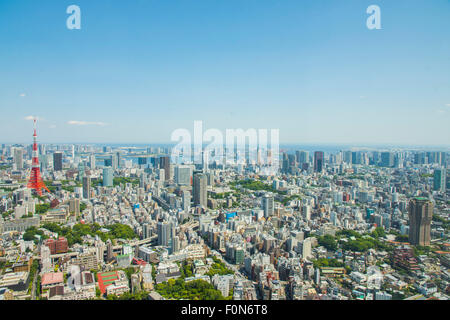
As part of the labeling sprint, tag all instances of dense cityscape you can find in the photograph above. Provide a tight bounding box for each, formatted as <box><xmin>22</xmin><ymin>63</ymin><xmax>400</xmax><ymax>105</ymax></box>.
<box><xmin>1</xmin><ymin>1</ymin><xmax>449</xmax><ymax>309</ymax></box>
<box><xmin>0</xmin><ymin>124</ymin><xmax>448</xmax><ymax>301</ymax></box>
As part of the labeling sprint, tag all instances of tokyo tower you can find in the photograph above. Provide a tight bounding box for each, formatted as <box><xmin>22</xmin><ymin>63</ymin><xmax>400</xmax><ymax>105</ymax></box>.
<box><xmin>27</xmin><ymin>119</ymin><xmax>50</xmax><ymax>196</ymax></box>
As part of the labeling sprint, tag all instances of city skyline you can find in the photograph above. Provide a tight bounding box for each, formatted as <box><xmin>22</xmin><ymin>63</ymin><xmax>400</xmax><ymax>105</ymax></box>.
<box><xmin>0</xmin><ymin>0</ymin><xmax>449</xmax><ymax>145</ymax></box>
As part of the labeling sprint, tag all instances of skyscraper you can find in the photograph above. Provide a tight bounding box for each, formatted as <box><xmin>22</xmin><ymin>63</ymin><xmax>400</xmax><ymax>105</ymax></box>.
<box><xmin>103</xmin><ymin>167</ymin><xmax>114</xmax><ymax>187</ymax></box>
<box><xmin>408</xmin><ymin>197</ymin><xmax>433</xmax><ymax>246</ymax></box>
<box><xmin>381</xmin><ymin>152</ymin><xmax>394</xmax><ymax>167</ymax></box>
<box><xmin>89</xmin><ymin>154</ymin><xmax>96</xmax><ymax>169</ymax></box>
<box><xmin>193</xmin><ymin>173</ymin><xmax>207</xmax><ymax>208</ymax></box>
<box><xmin>157</xmin><ymin>219</ymin><xmax>172</xmax><ymax>247</ymax></box>
<box><xmin>53</xmin><ymin>152</ymin><xmax>63</xmax><ymax>171</ymax></box>
<box><xmin>433</xmin><ymin>168</ymin><xmax>447</xmax><ymax>192</ymax></box>
<box><xmin>314</xmin><ymin>151</ymin><xmax>324</xmax><ymax>173</ymax></box>
<box><xmin>159</xmin><ymin>156</ymin><xmax>171</xmax><ymax>181</ymax></box>
<box><xmin>175</xmin><ymin>165</ymin><xmax>192</xmax><ymax>186</ymax></box>
<box><xmin>262</xmin><ymin>194</ymin><xmax>274</xmax><ymax>218</ymax></box>
<box><xmin>182</xmin><ymin>190</ymin><xmax>191</xmax><ymax>212</ymax></box>
<box><xmin>14</xmin><ymin>148</ymin><xmax>23</xmax><ymax>170</ymax></box>
<box><xmin>83</xmin><ymin>176</ymin><xmax>91</xmax><ymax>200</ymax></box>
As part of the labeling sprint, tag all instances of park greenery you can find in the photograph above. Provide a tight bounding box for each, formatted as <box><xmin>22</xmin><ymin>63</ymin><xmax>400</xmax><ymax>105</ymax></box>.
<box><xmin>230</xmin><ymin>179</ymin><xmax>286</xmax><ymax>195</ymax></box>
<box><xmin>312</xmin><ymin>258</ymin><xmax>345</xmax><ymax>269</ymax></box>
<box><xmin>39</xmin><ymin>222</ymin><xmax>137</xmax><ymax>246</ymax></box>
<box><xmin>23</xmin><ymin>226</ymin><xmax>49</xmax><ymax>243</ymax></box>
<box><xmin>205</xmin><ymin>256</ymin><xmax>234</xmax><ymax>277</ymax></box>
<box><xmin>106</xmin><ymin>291</ymin><xmax>150</xmax><ymax>300</ymax></box>
<box><xmin>155</xmin><ymin>279</ymin><xmax>225</xmax><ymax>300</ymax></box>
<box><xmin>317</xmin><ymin>234</ymin><xmax>338</xmax><ymax>251</ymax></box>
<box><xmin>35</xmin><ymin>203</ymin><xmax>50</xmax><ymax>215</ymax></box>
<box><xmin>209</xmin><ymin>192</ymin><xmax>233</xmax><ymax>199</ymax></box>
<box><xmin>113</xmin><ymin>177</ymin><xmax>139</xmax><ymax>186</ymax></box>
<box><xmin>433</xmin><ymin>214</ymin><xmax>450</xmax><ymax>230</ymax></box>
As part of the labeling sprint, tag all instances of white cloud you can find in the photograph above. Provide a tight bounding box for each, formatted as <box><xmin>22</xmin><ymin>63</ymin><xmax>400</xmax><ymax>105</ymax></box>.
<box><xmin>24</xmin><ymin>115</ymin><xmax>44</xmax><ymax>121</ymax></box>
<box><xmin>67</xmin><ymin>120</ymin><xmax>108</xmax><ymax>126</ymax></box>
<box><xmin>446</xmin><ymin>103</ymin><xmax>450</xmax><ymax>107</ymax></box>
<box><xmin>19</xmin><ymin>93</ymin><xmax>26</xmax><ymax>97</ymax></box>
<box><xmin>49</xmin><ymin>124</ymin><xmax>57</xmax><ymax>129</ymax></box>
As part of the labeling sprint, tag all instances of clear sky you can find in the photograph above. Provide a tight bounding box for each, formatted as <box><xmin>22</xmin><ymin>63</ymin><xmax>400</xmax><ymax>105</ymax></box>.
<box><xmin>0</xmin><ymin>0</ymin><xmax>449</xmax><ymax>145</ymax></box>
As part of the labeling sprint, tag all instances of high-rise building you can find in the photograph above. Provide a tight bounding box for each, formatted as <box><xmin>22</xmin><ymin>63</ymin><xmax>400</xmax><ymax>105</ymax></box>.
<box><xmin>314</xmin><ymin>151</ymin><xmax>324</xmax><ymax>173</ymax></box>
<box><xmin>182</xmin><ymin>190</ymin><xmax>191</xmax><ymax>212</ymax></box>
<box><xmin>14</xmin><ymin>148</ymin><xmax>23</xmax><ymax>170</ymax></box>
<box><xmin>89</xmin><ymin>154</ymin><xmax>96</xmax><ymax>169</ymax></box>
<box><xmin>261</xmin><ymin>194</ymin><xmax>274</xmax><ymax>218</ymax></box>
<box><xmin>193</xmin><ymin>173</ymin><xmax>207</xmax><ymax>208</ymax></box>
<box><xmin>381</xmin><ymin>152</ymin><xmax>394</xmax><ymax>168</ymax></box>
<box><xmin>159</xmin><ymin>156</ymin><xmax>171</xmax><ymax>181</ymax></box>
<box><xmin>69</xmin><ymin>198</ymin><xmax>80</xmax><ymax>215</ymax></box>
<box><xmin>53</xmin><ymin>152</ymin><xmax>63</xmax><ymax>171</ymax></box>
<box><xmin>175</xmin><ymin>165</ymin><xmax>192</xmax><ymax>186</ymax></box>
<box><xmin>157</xmin><ymin>219</ymin><xmax>172</xmax><ymax>247</ymax></box>
<box><xmin>433</xmin><ymin>168</ymin><xmax>447</xmax><ymax>192</ymax></box>
<box><xmin>103</xmin><ymin>167</ymin><xmax>114</xmax><ymax>187</ymax></box>
<box><xmin>83</xmin><ymin>176</ymin><xmax>91</xmax><ymax>200</ymax></box>
<box><xmin>408</xmin><ymin>197</ymin><xmax>433</xmax><ymax>246</ymax></box>
<box><xmin>296</xmin><ymin>150</ymin><xmax>309</xmax><ymax>168</ymax></box>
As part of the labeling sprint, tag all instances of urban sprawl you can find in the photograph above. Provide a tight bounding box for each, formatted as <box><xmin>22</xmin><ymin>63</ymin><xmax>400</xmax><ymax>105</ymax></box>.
<box><xmin>0</xmin><ymin>131</ymin><xmax>449</xmax><ymax>301</ymax></box>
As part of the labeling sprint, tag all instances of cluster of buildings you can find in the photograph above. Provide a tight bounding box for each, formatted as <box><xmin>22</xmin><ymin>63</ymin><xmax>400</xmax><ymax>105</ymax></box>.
<box><xmin>0</xmin><ymin>143</ymin><xmax>448</xmax><ymax>300</ymax></box>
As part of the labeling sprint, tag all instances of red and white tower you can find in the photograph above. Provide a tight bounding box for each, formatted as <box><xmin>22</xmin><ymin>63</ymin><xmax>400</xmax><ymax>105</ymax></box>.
<box><xmin>27</xmin><ymin>119</ymin><xmax>50</xmax><ymax>196</ymax></box>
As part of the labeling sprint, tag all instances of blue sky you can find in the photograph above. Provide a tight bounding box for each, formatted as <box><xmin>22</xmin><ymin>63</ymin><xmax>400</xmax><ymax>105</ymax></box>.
<box><xmin>0</xmin><ymin>0</ymin><xmax>449</xmax><ymax>145</ymax></box>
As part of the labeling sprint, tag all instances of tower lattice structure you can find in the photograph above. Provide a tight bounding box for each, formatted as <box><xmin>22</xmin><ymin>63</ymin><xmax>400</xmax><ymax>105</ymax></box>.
<box><xmin>27</xmin><ymin>119</ymin><xmax>50</xmax><ymax>196</ymax></box>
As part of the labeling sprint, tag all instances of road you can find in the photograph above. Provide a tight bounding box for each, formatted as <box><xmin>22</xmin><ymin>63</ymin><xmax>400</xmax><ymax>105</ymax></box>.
<box><xmin>31</xmin><ymin>271</ymin><xmax>38</xmax><ymax>300</ymax></box>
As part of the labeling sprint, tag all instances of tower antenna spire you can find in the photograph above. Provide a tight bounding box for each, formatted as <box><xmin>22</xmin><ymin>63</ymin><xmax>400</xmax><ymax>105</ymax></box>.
<box><xmin>27</xmin><ymin>118</ymin><xmax>50</xmax><ymax>196</ymax></box>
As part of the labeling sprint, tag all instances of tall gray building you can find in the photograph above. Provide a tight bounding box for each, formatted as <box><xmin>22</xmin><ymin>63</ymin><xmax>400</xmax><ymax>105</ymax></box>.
<box><xmin>408</xmin><ymin>197</ymin><xmax>433</xmax><ymax>246</ymax></box>
<box><xmin>14</xmin><ymin>148</ymin><xmax>23</xmax><ymax>170</ymax></box>
<box><xmin>53</xmin><ymin>152</ymin><xmax>63</xmax><ymax>171</ymax></box>
<box><xmin>262</xmin><ymin>194</ymin><xmax>274</xmax><ymax>218</ymax></box>
<box><xmin>193</xmin><ymin>173</ymin><xmax>207</xmax><ymax>208</ymax></box>
<box><xmin>433</xmin><ymin>168</ymin><xmax>446</xmax><ymax>192</ymax></box>
<box><xmin>83</xmin><ymin>176</ymin><xmax>91</xmax><ymax>200</ymax></box>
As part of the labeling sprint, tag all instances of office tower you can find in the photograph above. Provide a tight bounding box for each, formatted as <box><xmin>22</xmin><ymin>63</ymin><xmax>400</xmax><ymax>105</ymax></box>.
<box><xmin>182</xmin><ymin>190</ymin><xmax>191</xmax><ymax>212</ymax></box>
<box><xmin>27</xmin><ymin>120</ymin><xmax>50</xmax><ymax>196</ymax></box>
<box><xmin>69</xmin><ymin>198</ymin><xmax>80</xmax><ymax>215</ymax></box>
<box><xmin>83</xmin><ymin>176</ymin><xmax>91</xmax><ymax>200</ymax></box>
<box><xmin>138</xmin><ymin>157</ymin><xmax>147</xmax><ymax>165</ymax></box>
<box><xmin>175</xmin><ymin>165</ymin><xmax>192</xmax><ymax>186</ymax></box>
<box><xmin>14</xmin><ymin>148</ymin><xmax>23</xmax><ymax>170</ymax></box>
<box><xmin>89</xmin><ymin>154</ymin><xmax>96</xmax><ymax>169</ymax></box>
<box><xmin>103</xmin><ymin>167</ymin><xmax>114</xmax><ymax>187</ymax></box>
<box><xmin>282</xmin><ymin>153</ymin><xmax>289</xmax><ymax>174</ymax></box>
<box><xmin>172</xmin><ymin>236</ymin><xmax>180</xmax><ymax>254</ymax></box>
<box><xmin>301</xmin><ymin>238</ymin><xmax>312</xmax><ymax>260</ymax></box>
<box><xmin>139</xmin><ymin>173</ymin><xmax>146</xmax><ymax>188</ymax></box>
<box><xmin>433</xmin><ymin>168</ymin><xmax>447</xmax><ymax>192</ymax></box>
<box><xmin>262</xmin><ymin>194</ymin><xmax>274</xmax><ymax>218</ymax></box>
<box><xmin>408</xmin><ymin>197</ymin><xmax>433</xmax><ymax>246</ymax></box>
<box><xmin>302</xmin><ymin>205</ymin><xmax>311</xmax><ymax>221</ymax></box>
<box><xmin>343</xmin><ymin>151</ymin><xmax>352</xmax><ymax>164</ymax></box>
<box><xmin>53</xmin><ymin>152</ymin><xmax>63</xmax><ymax>171</ymax></box>
<box><xmin>296</xmin><ymin>150</ymin><xmax>309</xmax><ymax>168</ymax></box>
<box><xmin>159</xmin><ymin>156</ymin><xmax>171</xmax><ymax>181</ymax></box>
<box><xmin>158</xmin><ymin>169</ymin><xmax>165</xmax><ymax>182</ymax></box>
<box><xmin>157</xmin><ymin>219</ymin><xmax>172</xmax><ymax>247</ymax></box>
<box><xmin>142</xmin><ymin>223</ymin><xmax>151</xmax><ymax>239</ymax></box>
<box><xmin>381</xmin><ymin>152</ymin><xmax>394</xmax><ymax>167</ymax></box>
<box><xmin>111</xmin><ymin>153</ymin><xmax>119</xmax><ymax>170</ymax></box>
<box><xmin>106</xmin><ymin>240</ymin><xmax>113</xmax><ymax>262</ymax></box>
<box><xmin>314</xmin><ymin>151</ymin><xmax>324</xmax><ymax>173</ymax></box>
<box><xmin>193</xmin><ymin>173</ymin><xmax>207</xmax><ymax>208</ymax></box>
